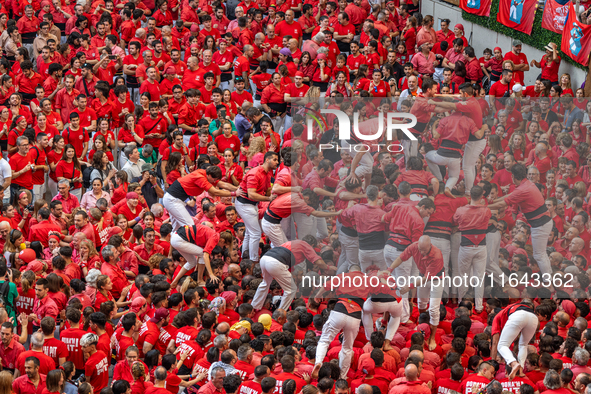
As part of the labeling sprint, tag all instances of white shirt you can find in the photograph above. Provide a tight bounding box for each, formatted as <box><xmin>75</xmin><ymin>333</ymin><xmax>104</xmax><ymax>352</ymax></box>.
<box><xmin>0</xmin><ymin>158</ymin><xmax>11</xmax><ymax>201</ymax></box>
<box><xmin>122</xmin><ymin>158</ymin><xmax>146</xmax><ymax>180</ymax></box>
<box><xmin>397</xmin><ymin>87</ymin><xmax>423</xmax><ymax>111</ymax></box>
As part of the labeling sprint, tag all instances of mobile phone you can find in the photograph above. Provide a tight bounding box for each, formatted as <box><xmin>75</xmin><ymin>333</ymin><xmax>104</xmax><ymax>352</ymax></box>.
<box><xmin>109</xmin><ymin>55</ymin><xmax>117</xmax><ymax>60</ymax></box>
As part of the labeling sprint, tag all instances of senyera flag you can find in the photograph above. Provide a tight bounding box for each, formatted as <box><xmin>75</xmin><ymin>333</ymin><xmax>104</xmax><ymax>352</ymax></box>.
<box><xmin>460</xmin><ymin>0</ymin><xmax>492</xmax><ymax>16</ymax></box>
<box><xmin>561</xmin><ymin>3</ymin><xmax>591</xmax><ymax>66</ymax></box>
<box><xmin>497</xmin><ymin>0</ymin><xmax>537</xmax><ymax>35</ymax></box>
<box><xmin>542</xmin><ymin>0</ymin><xmax>570</xmax><ymax>33</ymax></box>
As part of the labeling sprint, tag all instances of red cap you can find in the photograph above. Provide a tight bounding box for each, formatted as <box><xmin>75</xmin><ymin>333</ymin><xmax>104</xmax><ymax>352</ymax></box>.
<box><xmin>19</xmin><ymin>249</ymin><xmax>36</xmax><ymax>264</ymax></box>
<box><xmin>27</xmin><ymin>260</ymin><xmax>44</xmax><ymax>273</ymax></box>
<box><xmin>150</xmin><ymin>307</ymin><xmax>170</xmax><ymax>323</ymax></box>
<box><xmin>295</xmin><ymin>71</ymin><xmax>305</xmax><ymax>77</ymax></box>
<box><xmin>359</xmin><ymin>358</ymin><xmax>375</xmax><ymax>375</ymax></box>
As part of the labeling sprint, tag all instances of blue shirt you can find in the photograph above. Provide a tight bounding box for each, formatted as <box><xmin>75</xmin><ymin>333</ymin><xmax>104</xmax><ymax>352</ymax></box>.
<box><xmin>235</xmin><ymin>113</ymin><xmax>252</xmax><ymax>141</ymax></box>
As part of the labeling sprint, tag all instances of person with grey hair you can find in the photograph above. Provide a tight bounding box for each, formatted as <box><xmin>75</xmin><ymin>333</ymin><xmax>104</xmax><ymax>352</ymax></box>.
<box><xmin>200</xmin><ymin>366</ymin><xmax>227</xmax><ymax>394</ymax></box>
<box><xmin>573</xmin><ymin>348</ymin><xmax>591</xmax><ymax>377</ymax></box>
<box><xmin>100</xmin><ymin>244</ymin><xmax>130</xmax><ymax>299</ymax></box>
<box><xmin>79</xmin><ymin>332</ymin><xmax>109</xmax><ymax>391</ymax></box>
<box><xmin>121</xmin><ymin>145</ymin><xmax>146</xmax><ymax>179</ymax></box>
<box><xmin>302</xmin><ymin>32</ymin><xmax>324</xmax><ymax>60</ymax></box>
<box><xmin>153</xmin><ymin>366</ymin><xmax>168</xmax><ymax>386</ymax></box>
<box><xmin>234</xmin><ymin>345</ymin><xmax>254</xmax><ymax>379</ymax></box>
<box><xmin>213</xmin><ymin>334</ymin><xmax>228</xmax><ymax>350</ymax></box>
<box><xmin>545</xmin><ymin>370</ymin><xmax>562</xmax><ymax>390</ymax></box>
<box><xmin>10</xmin><ymin>135</ymin><xmax>34</xmax><ymax>203</ymax></box>
<box><xmin>340</xmin><ymin>185</ymin><xmax>387</xmax><ymax>272</ymax></box>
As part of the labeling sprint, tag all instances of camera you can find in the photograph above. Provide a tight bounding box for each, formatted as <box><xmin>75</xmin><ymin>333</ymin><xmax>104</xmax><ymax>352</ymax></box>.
<box><xmin>25</xmin><ymin>204</ymin><xmax>34</xmax><ymax>211</ymax></box>
<box><xmin>149</xmin><ymin>170</ymin><xmax>157</xmax><ymax>178</ymax></box>
<box><xmin>71</xmin><ymin>374</ymin><xmax>86</xmax><ymax>387</ymax></box>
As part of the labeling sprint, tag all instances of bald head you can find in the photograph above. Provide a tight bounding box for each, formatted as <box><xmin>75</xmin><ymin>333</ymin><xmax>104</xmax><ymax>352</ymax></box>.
<box><xmin>409</xmin><ymin>349</ymin><xmax>424</xmax><ymax>362</ymax></box>
<box><xmin>535</xmin><ymin>143</ymin><xmax>548</xmax><ymax>155</ymax></box>
<box><xmin>356</xmin><ymin>385</ymin><xmax>373</xmax><ymax>394</ymax></box>
<box><xmin>570</xmin><ymin>237</ymin><xmax>585</xmax><ymax>254</ymax></box>
<box><xmin>216</xmin><ymin>322</ymin><xmax>230</xmax><ymax>334</ymax></box>
<box><xmin>555</xmin><ymin>311</ymin><xmax>570</xmax><ymax>326</ymax></box>
<box><xmin>418</xmin><ymin>236</ymin><xmax>431</xmax><ymax>255</ymax></box>
<box><xmin>405</xmin><ymin>364</ymin><xmax>419</xmax><ymax>381</ymax></box>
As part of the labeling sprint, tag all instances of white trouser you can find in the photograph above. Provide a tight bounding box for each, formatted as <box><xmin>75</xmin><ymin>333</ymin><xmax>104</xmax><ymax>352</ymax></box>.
<box><xmin>281</xmin><ymin>217</ymin><xmax>295</xmax><ymax>241</ymax></box>
<box><xmin>269</xmin><ymin>115</ymin><xmax>285</xmax><ymax>135</ymax></box>
<box><xmin>283</xmin><ymin>116</ymin><xmax>293</xmax><ymax>136</ymax></box>
<box><xmin>337</xmin><ymin>228</ymin><xmax>359</xmax><ymax>274</ymax></box>
<box><xmin>183</xmin><ymin>135</ymin><xmax>192</xmax><ymax>147</ymax></box>
<box><xmin>486</xmin><ymin>231</ymin><xmax>504</xmax><ymax>285</ymax></box>
<box><xmin>384</xmin><ymin>244</ymin><xmax>418</xmax><ymax>323</ymax></box>
<box><xmin>362</xmin><ymin>299</ymin><xmax>402</xmax><ymax>341</ymax></box>
<box><xmin>220</xmin><ymin>80</ymin><xmax>232</xmax><ymax>91</ymax></box>
<box><xmin>33</xmin><ymin>183</ymin><xmax>45</xmax><ymax>202</ymax></box>
<box><xmin>431</xmin><ymin>237</ymin><xmax>451</xmax><ymax>294</ymax></box>
<box><xmin>71</xmin><ymin>188</ymin><xmax>82</xmax><ymax>201</ymax></box>
<box><xmin>171</xmin><ymin>233</ymin><xmax>203</xmax><ymax>270</ymax></box>
<box><xmin>417</xmin><ymin>277</ymin><xmax>444</xmax><ymax>326</ymax></box>
<box><xmin>497</xmin><ymin>310</ymin><xmax>538</xmax><ymax>366</ymax></box>
<box><xmin>450</xmin><ymin>232</ymin><xmax>461</xmax><ymax>297</ymax></box>
<box><xmin>261</xmin><ymin>218</ymin><xmax>287</xmax><ymax>248</ymax></box>
<box><xmin>532</xmin><ymin>220</ymin><xmax>554</xmax><ymax>276</ymax></box>
<box><xmin>48</xmin><ymin>178</ymin><xmax>58</xmax><ymax>197</ymax></box>
<box><xmin>315</xmin><ymin>310</ymin><xmax>361</xmax><ymax>379</ymax></box>
<box><xmin>463</xmin><ymin>139</ymin><xmax>487</xmax><ymax>195</ymax></box>
<box><xmin>341</xmin><ymin>141</ymin><xmax>373</xmax><ymax>179</ymax></box>
<box><xmin>401</xmin><ymin>139</ymin><xmax>419</xmax><ymax>162</ymax></box>
<box><xmin>425</xmin><ymin>150</ymin><xmax>461</xmax><ymax>190</ymax></box>
<box><xmin>433</xmin><ymin>68</ymin><xmax>444</xmax><ymax>83</ymax></box>
<box><xmin>163</xmin><ymin>193</ymin><xmax>194</xmax><ymax>232</ymax></box>
<box><xmin>119</xmin><ymin>151</ymin><xmax>128</xmax><ymax>168</ymax></box>
<box><xmin>235</xmin><ymin>200</ymin><xmax>262</xmax><ymax>261</ymax></box>
<box><xmin>351</xmin><ymin>151</ymin><xmax>374</xmax><ymax>179</ymax></box>
<box><xmin>251</xmin><ymin>255</ymin><xmax>296</xmax><ymax>311</ymax></box>
<box><xmin>457</xmin><ymin>244</ymin><xmax>487</xmax><ymax>311</ymax></box>
<box><xmin>358</xmin><ymin>249</ymin><xmax>387</xmax><ymax>272</ymax></box>
<box><xmin>294</xmin><ymin>213</ymin><xmax>328</xmax><ymax>241</ymax></box>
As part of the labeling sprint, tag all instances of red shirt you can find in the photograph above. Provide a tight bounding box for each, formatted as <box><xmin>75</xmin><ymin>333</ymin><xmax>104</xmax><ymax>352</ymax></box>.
<box><xmin>10</xmin><ymin>152</ymin><xmax>33</xmax><ymax>188</ymax></box>
<box><xmin>504</xmin><ymin>51</ymin><xmax>528</xmax><ymax>85</ymax></box>
<box><xmin>16</xmin><ymin>350</ymin><xmax>55</xmax><ymax>376</ymax></box>
<box><xmin>239</xmin><ymin>165</ymin><xmax>273</xmax><ymax>204</ymax></box>
<box><xmin>62</xmin><ymin>126</ymin><xmax>89</xmax><ymax>158</ymax></box>
<box><xmin>504</xmin><ymin>179</ymin><xmax>552</xmax><ymax>228</ymax></box>
<box><xmin>140</xmin><ymin>79</ymin><xmax>162</xmax><ymax>102</ymax></box>
<box><xmin>215</xmin><ymin>134</ymin><xmax>241</xmax><ymax>153</ymax></box>
<box><xmin>85</xmin><ymin>351</ymin><xmax>109</xmax><ymax>393</ymax></box>
<box><xmin>12</xmin><ymin>374</ymin><xmax>46</xmax><ymax>394</ymax></box>
<box><xmin>16</xmin><ymin>72</ymin><xmax>44</xmax><ymax>94</ymax></box>
<box><xmin>42</xmin><ymin>337</ymin><xmax>68</xmax><ymax>367</ymax></box>
<box><xmin>137</xmin><ymin>321</ymin><xmax>161</xmax><ymax>357</ymax></box>
<box><xmin>275</xmin><ymin>20</ymin><xmax>302</xmax><ymax>40</ymax></box>
<box><xmin>60</xmin><ymin>327</ymin><xmax>86</xmax><ymax>370</ymax></box>
<box><xmin>169</xmin><ymin>169</ymin><xmax>215</xmax><ymax>200</ymax></box>
<box><xmin>182</xmin><ymin>68</ymin><xmax>207</xmax><ymax>90</ymax></box>
<box><xmin>0</xmin><ymin>337</ymin><xmax>25</xmax><ymax>370</ymax></box>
